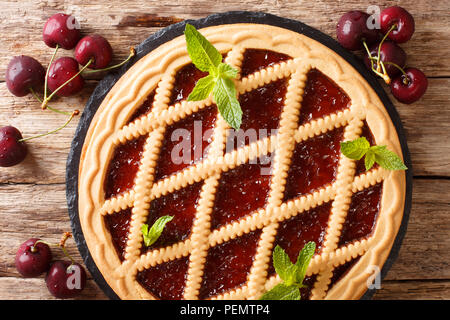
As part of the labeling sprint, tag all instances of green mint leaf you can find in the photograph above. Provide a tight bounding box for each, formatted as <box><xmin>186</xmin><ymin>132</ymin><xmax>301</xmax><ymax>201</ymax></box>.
<box><xmin>341</xmin><ymin>137</ymin><xmax>407</xmax><ymax>172</ymax></box>
<box><xmin>213</xmin><ymin>76</ymin><xmax>242</xmax><ymax>130</ymax></box>
<box><xmin>141</xmin><ymin>215</ymin><xmax>174</xmax><ymax>247</ymax></box>
<box><xmin>217</xmin><ymin>62</ymin><xmax>238</xmax><ymax>79</ymax></box>
<box><xmin>259</xmin><ymin>283</ymin><xmax>301</xmax><ymax>300</ymax></box>
<box><xmin>187</xmin><ymin>74</ymin><xmax>216</xmax><ymax>101</ymax></box>
<box><xmin>184</xmin><ymin>23</ymin><xmax>222</xmax><ymax>73</ymax></box>
<box><xmin>340</xmin><ymin>137</ymin><xmax>370</xmax><ymax>160</ymax></box>
<box><xmin>260</xmin><ymin>242</ymin><xmax>316</xmax><ymax>300</ymax></box>
<box><xmin>364</xmin><ymin>149</ymin><xmax>376</xmax><ymax>170</ymax></box>
<box><xmin>294</xmin><ymin>241</ymin><xmax>316</xmax><ymax>286</ymax></box>
<box><xmin>371</xmin><ymin>145</ymin><xmax>408</xmax><ymax>171</ymax></box>
<box><xmin>272</xmin><ymin>245</ymin><xmax>297</xmax><ymax>285</ymax></box>
<box><xmin>183</xmin><ymin>24</ymin><xmax>243</xmax><ymax>130</ymax></box>
<box><xmin>141</xmin><ymin>224</ymin><xmax>149</xmax><ymax>238</ymax></box>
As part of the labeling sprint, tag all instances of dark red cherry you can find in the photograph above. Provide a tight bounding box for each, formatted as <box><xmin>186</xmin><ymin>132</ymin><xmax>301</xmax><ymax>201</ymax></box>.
<box><xmin>74</xmin><ymin>35</ymin><xmax>113</xmax><ymax>69</ymax></box>
<box><xmin>15</xmin><ymin>238</ymin><xmax>52</xmax><ymax>278</ymax></box>
<box><xmin>364</xmin><ymin>41</ymin><xmax>407</xmax><ymax>78</ymax></box>
<box><xmin>5</xmin><ymin>55</ymin><xmax>45</xmax><ymax>97</ymax></box>
<box><xmin>336</xmin><ymin>11</ymin><xmax>380</xmax><ymax>50</ymax></box>
<box><xmin>46</xmin><ymin>260</ymin><xmax>87</xmax><ymax>299</ymax></box>
<box><xmin>47</xmin><ymin>57</ymin><xmax>84</xmax><ymax>97</ymax></box>
<box><xmin>380</xmin><ymin>6</ymin><xmax>415</xmax><ymax>43</ymax></box>
<box><xmin>390</xmin><ymin>68</ymin><xmax>427</xmax><ymax>104</ymax></box>
<box><xmin>0</xmin><ymin>126</ymin><xmax>27</xmax><ymax>167</ymax></box>
<box><xmin>43</xmin><ymin>13</ymin><xmax>81</xmax><ymax>50</ymax></box>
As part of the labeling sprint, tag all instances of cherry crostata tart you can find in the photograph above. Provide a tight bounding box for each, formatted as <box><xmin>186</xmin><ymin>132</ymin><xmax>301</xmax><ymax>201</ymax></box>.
<box><xmin>78</xmin><ymin>23</ymin><xmax>406</xmax><ymax>300</ymax></box>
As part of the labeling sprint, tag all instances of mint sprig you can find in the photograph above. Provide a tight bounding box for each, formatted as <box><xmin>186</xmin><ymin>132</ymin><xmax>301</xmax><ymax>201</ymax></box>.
<box><xmin>184</xmin><ymin>24</ymin><xmax>242</xmax><ymax>130</ymax></box>
<box><xmin>340</xmin><ymin>137</ymin><xmax>407</xmax><ymax>171</ymax></box>
<box><xmin>260</xmin><ymin>241</ymin><xmax>316</xmax><ymax>300</ymax></box>
<box><xmin>141</xmin><ymin>215</ymin><xmax>173</xmax><ymax>247</ymax></box>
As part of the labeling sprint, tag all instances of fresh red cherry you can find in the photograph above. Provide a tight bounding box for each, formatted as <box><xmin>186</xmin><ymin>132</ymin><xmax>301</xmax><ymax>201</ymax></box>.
<box><xmin>336</xmin><ymin>11</ymin><xmax>380</xmax><ymax>51</ymax></box>
<box><xmin>74</xmin><ymin>34</ymin><xmax>113</xmax><ymax>69</ymax></box>
<box><xmin>46</xmin><ymin>260</ymin><xmax>87</xmax><ymax>299</ymax></box>
<box><xmin>364</xmin><ymin>41</ymin><xmax>407</xmax><ymax>78</ymax></box>
<box><xmin>380</xmin><ymin>6</ymin><xmax>415</xmax><ymax>43</ymax></box>
<box><xmin>5</xmin><ymin>55</ymin><xmax>45</xmax><ymax>97</ymax></box>
<box><xmin>47</xmin><ymin>57</ymin><xmax>84</xmax><ymax>97</ymax></box>
<box><xmin>0</xmin><ymin>126</ymin><xmax>27</xmax><ymax>167</ymax></box>
<box><xmin>43</xmin><ymin>13</ymin><xmax>81</xmax><ymax>50</ymax></box>
<box><xmin>390</xmin><ymin>68</ymin><xmax>427</xmax><ymax>104</ymax></box>
<box><xmin>15</xmin><ymin>238</ymin><xmax>52</xmax><ymax>278</ymax></box>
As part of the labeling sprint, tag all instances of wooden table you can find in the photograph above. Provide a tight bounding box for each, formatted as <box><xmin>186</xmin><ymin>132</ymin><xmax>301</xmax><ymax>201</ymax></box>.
<box><xmin>0</xmin><ymin>0</ymin><xmax>449</xmax><ymax>300</ymax></box>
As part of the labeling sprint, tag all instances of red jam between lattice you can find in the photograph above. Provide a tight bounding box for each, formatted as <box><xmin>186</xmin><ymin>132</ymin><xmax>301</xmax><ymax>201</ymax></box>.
<box><xmin>102</xmin><ymin>48</ymin><xmax>383</xmax><ymax>300</ymax></box>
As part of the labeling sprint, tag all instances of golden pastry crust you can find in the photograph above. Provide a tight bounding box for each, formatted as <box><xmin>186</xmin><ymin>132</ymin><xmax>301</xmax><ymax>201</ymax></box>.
<box><xmin>78</xmin><ymin>23</ymin><xmax>406</xmax><ymax>300</ymax></box>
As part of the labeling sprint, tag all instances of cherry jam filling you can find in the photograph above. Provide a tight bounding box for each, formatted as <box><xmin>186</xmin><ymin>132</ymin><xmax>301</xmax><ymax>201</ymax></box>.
<box><xmin>127</xmin><ymin>90</ymin><xmax>156</xmax><ymax>124</ymax></box>
<box><xmin>226</xmin><ymin>79</ymin><xmax>288</xmax><ymax>151</ymax></box>
<box><xmin>298</xmin><ymin>68</ymin><xmax>350</xmax><ymax>126</ymax></box>
<box><xmin>328</xmin><ymin>256</ymin><xmax>361</xmax><ymax>292</ymax></box>
<box><xmin>338</xmin><ymin>183</ymin><xmax>383</xmax><ymax>247</ymax></box>
<box><xmin>136</xmin><ymin>256</ymin><xmax>190</xmax><ymax>300</ymax></box>
<box><xmin>104</xmin><ymin>135</ymin><xmax>147</xmax><ymax>199</ymax></box>
<box><xmin>240</xmin><ymin>48</ymin><xmax>292</xmax><ymax>78</ymax></box>
<box><xmin>267</xmin><ymin>202</ymin><xmax>332</xmax><ymax>277</ymax></box>
<box><xmin>198</xmin><ymin>230</ymin><xmax>262</xmax><ymax>299</ymax></box>
<box><xmin>284</xmin><ymin>126</ymin><xmax>345</xmax><ymax>202</ymax></box>
<box><xmin>210</xmin><ymin>157</ymin><xmax>272</xmax><ymax>230</ymax></box>
<box><xmin>104</xmin><ymin>208</ymin><xmax>132</xmax><ymax>262</ymax></box>
<box><xmin>169</xmin><ymin>63</ymin><xmax>209</xmax><ymax>105</ymax></box>
<box><xmin>142</xmin><ymin>182</ymin><xmax>203</xmax><ymax>251</ymax></box>
<box><xmin>300</xmin><ymin>274</ymin><xmax>318</xmax><ymax>300</ymax></box>
<box><xmin>154</xmin><ymin>105</ymin><xmax>217</xmax><ymax>181</ymax></box>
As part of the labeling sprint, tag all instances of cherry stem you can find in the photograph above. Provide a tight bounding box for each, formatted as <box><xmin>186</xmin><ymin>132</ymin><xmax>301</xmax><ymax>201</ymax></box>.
<box><xmin>31</xmin><ymin>233</ymin><xmax>76</xmax><ymax>264</ymax></box>
<box><xmin>362</xmin><ymin>40</ymin><xmax>375</xmax><ymax>69</ymax></box>
<box><xmin>29</xmin><ymin>88</ymin><xmax>73</xmax><ymax>116</ymax></box>
<box><xmin>18</xmin><ymin>110</ymin><xmax>79</xmax><ymax>142</ymax></box>
<box><xmin>82</xmin><ymin>47</ymin><xmax>136</xmax><ymax>74</ymax></box>
<box><xmin>59</xmin><ymin>232</ymin><xmax>75</xmax><ymax>265</ymax></box>
<box><xmin>376</xmin><ymin>24</ymin><xmax>397</xmax><ymax>71</ymax></box>
<box><xmin>41</xmin><ymin>58</ymin><xmax>93</xmax><ymax>110</ymax></box>
<box><xmin>43</xmin><ymin>45</ymin><xmax>59</xmax><ymax>104</ymax></box>
<box><xmin>363</xmin><ymin>40</ymin><xmax>390</xmax><ymax>83</ymax></box>
<box><xmin>368</xmin><ymin>57</ymin><xmax>409</xmax><ymax>84</ymax></box>
<box><xmin>30</xmin><ymin>239</ymin><xmax>53</xmax><ymax>253</ymax></box>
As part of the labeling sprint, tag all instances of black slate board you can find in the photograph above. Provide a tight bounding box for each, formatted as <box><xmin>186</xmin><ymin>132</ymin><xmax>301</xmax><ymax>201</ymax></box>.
<box><xmin>66</xmin><ymin>11</ymin><xmax>413</xmax><ymax>301</ymax></box>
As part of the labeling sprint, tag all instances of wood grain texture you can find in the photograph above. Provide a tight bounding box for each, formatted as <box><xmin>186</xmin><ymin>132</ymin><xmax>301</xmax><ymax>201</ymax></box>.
<box><xmin>0</xmin><ymin>179</ymin><xmax>448</xmax><ymax>299</ymax></box>
<box><xmin>0</xmin><ymin>0</ymin><xmax>449</xmax><ymax>80</ymax></box>
<box><xmin>0</xmin><ymin>0</ymin><xmax>448</xmax><ymax>300</ymax></box>
<box><xmin>372</xmin><ymin>280</ymin><xmax>450</xmax><ymax>300</ymax></box>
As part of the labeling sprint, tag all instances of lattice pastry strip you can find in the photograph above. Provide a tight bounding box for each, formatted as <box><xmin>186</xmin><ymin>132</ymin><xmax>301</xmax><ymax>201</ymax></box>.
<box><xmin>78</xmin><ymin>23</ymin><xmax>406</xmax><ymax>300</ymax></box>
<box><xmin>99</xmin><ymin>107</ymin><xmax>352</xmax><ymax>217</ymax></box>
<box><xmin>247</xmin><ymin>67</ymin><xmax>308</xmax><ymax>299</ymax></box>
<box><xmin>101</xmin><ymin>60</ymin><xmax>378</xmax><ymax>299</ymax></box>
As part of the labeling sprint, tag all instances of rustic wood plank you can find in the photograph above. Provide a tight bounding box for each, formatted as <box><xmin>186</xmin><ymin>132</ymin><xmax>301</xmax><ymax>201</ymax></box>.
<box><xmin>0</xmin><ymin>0</ymin><xmax>448</xmax><ymax>80</ymax></box>
<box><xmin>383</xmin><ymin>179</ymin><xmax>450</xmax><ymax>281</ymax></box>
<box><xmin>1</xmin><ymin>78</ymin><xmax>449</xmax><ymax>183</ymax></box>
<box><xmin>388</xmin><ymin>78</ymin><xmax>450</xmax><ymax>177</ymax></box>
<box><xmin>373</xmin><ymin>280</ymin><xmax>450</xmax><ymax>300</ymax></box>
<box><xmin>0</xmin><ymin>82</ymin><xmax>94</xmax><ymax>184</ymax></box>
<box><xmin>0</xmin><ymin>184</ymin><xmax>83</xmax><ymax>278</ymax></box>
<box><xmin>0</xmin><ymin>178</ymin><xmax>448</xmax><ymax>299</ymax></box>
<box><xmin>1</xmin><ymin>276</ymin><xmax>448</xmax><ymax>300</ymax></box>
<box><xmin>0</xmin><ymin>277</ymin><xmax>107</xmax><ymax>300</ymax></box>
